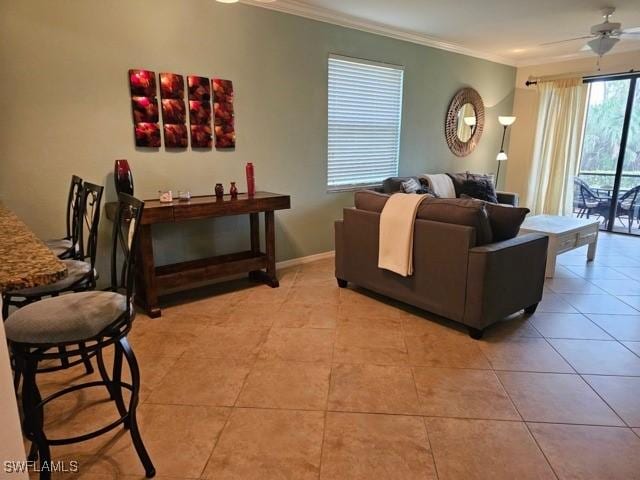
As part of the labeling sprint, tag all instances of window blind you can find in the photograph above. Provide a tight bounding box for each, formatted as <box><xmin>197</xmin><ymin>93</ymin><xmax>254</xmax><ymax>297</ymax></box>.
<box><xmin>327</xmin><ymin>55</ymin><xmax>404</xmax><ymax>191</ymax></box>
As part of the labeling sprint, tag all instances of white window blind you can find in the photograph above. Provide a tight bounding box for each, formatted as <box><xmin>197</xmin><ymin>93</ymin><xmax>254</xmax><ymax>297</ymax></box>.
<box><xmin>327</xmin><ymin>55</ymin><xmax>404</xmax><ymax>191</ymax></box>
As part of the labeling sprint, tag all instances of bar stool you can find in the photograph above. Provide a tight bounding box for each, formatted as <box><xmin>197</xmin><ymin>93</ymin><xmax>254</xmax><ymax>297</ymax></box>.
<box><xmin>4</xmin><ymin>193</ymin><xmax>155</xmax><ymax>479</ymax></box>
<box><xmin>45</xmin><ymin>175</ymin><xmax>83</xmax><ymax>259</ymax></box>
<box><xmin>2</xmin><ymin>182</ymin><xmax>103</xmax><ymax>319</ymax></box>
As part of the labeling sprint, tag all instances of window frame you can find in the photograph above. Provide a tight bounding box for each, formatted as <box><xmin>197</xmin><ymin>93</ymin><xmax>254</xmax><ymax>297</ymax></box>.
<box><xmin>326</xmin><ymin>54</ymin><xmax>405</xmax><ymax>192</ymax></box>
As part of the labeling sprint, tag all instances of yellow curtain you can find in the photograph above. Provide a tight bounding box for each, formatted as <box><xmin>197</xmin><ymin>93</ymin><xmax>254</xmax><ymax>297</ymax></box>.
<box><xmin>526</xmin><ymin>78</ymin><xmax>589</xmax><ymax>215</ymax></box>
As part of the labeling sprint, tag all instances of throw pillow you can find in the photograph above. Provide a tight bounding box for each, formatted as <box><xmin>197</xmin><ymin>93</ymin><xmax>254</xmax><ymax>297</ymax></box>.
<box><xmin>382</xmin><ymin>177</ymin><xmax>419</xmax><ymax>194</ymax></box>
<box><xmin>485</xmin><ymin>202</ymin><xmax>530</xmax><ymax>241</ymax></box>
<box><xmin>401</xmin><ymin>178</ymin><xmax>422</xmax><ymax>193</ymax></box>
<box><xmin>417</xmin><ymin>197</ymin><xmax>493</xmax><ymax>245</ymax></box>
<box><xmin>461</xmin><ymin>194</ymin><xmax>529</xmax><ymax>241</ymax></box>
<box><xmin>460</xmin><ymin>178</ymin><xmax>499</xmax><ymax>203</ymax></box>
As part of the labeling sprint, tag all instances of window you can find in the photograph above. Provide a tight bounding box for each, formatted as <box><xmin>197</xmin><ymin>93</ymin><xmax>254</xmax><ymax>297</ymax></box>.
<box><xmin>327</xmin><ymin>55</ymin><xmax>404</xmax><ymax>191</ymax></box>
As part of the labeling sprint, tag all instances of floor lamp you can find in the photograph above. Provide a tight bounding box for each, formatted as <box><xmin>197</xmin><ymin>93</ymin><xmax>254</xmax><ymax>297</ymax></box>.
<box><xmin>496</xmin><ymin>116</ymin><xmax>516</xmax><ymax>187</ymax></box>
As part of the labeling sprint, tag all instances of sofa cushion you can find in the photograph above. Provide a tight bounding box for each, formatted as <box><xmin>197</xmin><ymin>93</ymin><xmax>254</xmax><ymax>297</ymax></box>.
<box><xmin>355</xmin><ymin>191</ymin><xmax>493</xmax><ymax>245</ymax></box>
<box><xmin>461</xmin><ymin>194</ymin><xmax>530</xmax><ymax>241</ymax></box>
<box><xmin>417</xmin><ymin>197</ymin><xmax>493</xmax><ymax>245</ymax></box>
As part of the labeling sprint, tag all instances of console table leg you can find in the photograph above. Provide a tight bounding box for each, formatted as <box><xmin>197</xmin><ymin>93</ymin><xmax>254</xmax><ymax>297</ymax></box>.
<box><xmin>136</xmin><ymin>224</ymin><xmax>161</xmax><ymax>318</ymax></box>
<box><xmin>264</xmin><ymin>210</ymin><xmax>279</xmax><ymax>288</ymax></box>
<box><xmin>248</xmin><ymin>213</ymin><xmax>261</xmax><ymax>281</ymax></box>
<box><xmin>587</xmin><ymin>234</ymin><xmax>598</xmax><ymax>262</ymax></box>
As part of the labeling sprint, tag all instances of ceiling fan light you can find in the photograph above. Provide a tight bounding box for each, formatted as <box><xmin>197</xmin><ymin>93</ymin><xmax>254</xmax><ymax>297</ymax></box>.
<box><xmin>587</xmin><ymin>36</ymin><xmax>619</xmax><ymax>56</ymax></box>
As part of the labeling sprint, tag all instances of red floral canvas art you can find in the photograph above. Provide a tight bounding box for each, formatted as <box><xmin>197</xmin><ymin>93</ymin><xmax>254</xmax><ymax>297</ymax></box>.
<box><xmin>187</xmin><ymin>76</ymin><xmax>211</xmax><ymax>101</ymax></box>
<box><xmin>129</xmin><ymin>69</ymin><xmax>156</xmax><ymax>97</ymax></box>
<box><xmin>190</xmin><ymin>125</ymin><xmax>212</xmax><ymax>148</ymax></box>
<box><xmin>132</xmin><ymin>97</ymin><xmax>159</xmax><ymax>123</ymax></box>
<box><xmin>134</xmin><ymin>123</ymin><xmax>161</xmax><ymax>148</ymax></box>
<box><xmin>164</xmin><ymin>124</ymin><xmax>188</xmax><ymax>148</ymax></box>
<box><xmin>212</xmin><ymin>78</ymin><xmax>235</xmax><ymax>149</ymax></box>
<box><xmin>159</xmin><ymin>73</ymin><xmax>185</xmax><ymax>99</ymax></box>
<box><xmin>162</xmin><ymin>99</ymin><xmax>186</xmax><ymax>124</ymax></box>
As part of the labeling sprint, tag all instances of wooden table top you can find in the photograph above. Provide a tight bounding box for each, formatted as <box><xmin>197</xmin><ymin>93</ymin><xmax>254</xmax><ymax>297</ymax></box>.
<box><xmin>0</xmin><ymin>203</ymin><xmax>67</xmax><ymax>292</ymax></box>
<box><xmin>106</xmin><ymin>191</ymin><xmax>291</xmax><ymax>225</ymax></box>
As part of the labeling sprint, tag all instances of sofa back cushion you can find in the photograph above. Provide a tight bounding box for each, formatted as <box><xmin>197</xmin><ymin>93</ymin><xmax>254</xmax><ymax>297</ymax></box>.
<box><xmin>354</xmin><ymin>190</ymin><xmax>390</xmax><ymax>213</ymax></box>
<box><xmin>354</xmin><ymin>191</ymin><xmax>493</xmax><ymax>245</ymax></box>
<box><xmin>417</xmin><ymin>198</ymin><xmax>493</xmax><ymax>245</ymax></box>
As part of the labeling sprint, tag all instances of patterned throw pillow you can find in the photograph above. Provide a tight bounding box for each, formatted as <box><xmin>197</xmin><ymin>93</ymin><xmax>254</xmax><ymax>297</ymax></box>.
<box><xmin>401</xmin><ymin>178</ymin><xmax>422</xmax><ymax>193</ymax></box>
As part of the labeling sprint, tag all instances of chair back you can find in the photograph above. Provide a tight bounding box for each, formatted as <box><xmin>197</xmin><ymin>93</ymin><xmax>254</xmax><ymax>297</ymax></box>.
<box><xmin>618</xmin><ymin>185</ymin><xmax>640</xmax><ymax>210</ymax></box>
<box><xmin>65</xmin><ymin>175</ymin><xmax>83</xmax><ymax>242</ymax></box>
<box><xmin>110</xmin><ymin>193</ymin><xmax>144</xmax><ymax>313</ymax></box>
<box><xmin>77</xmin><ymin>183</ymin><xmax>104</xmax><ymax>270</ymax></box>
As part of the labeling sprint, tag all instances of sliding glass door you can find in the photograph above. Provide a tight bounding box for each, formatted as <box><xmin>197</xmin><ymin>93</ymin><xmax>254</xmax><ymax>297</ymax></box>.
<box><xmin>576</xmin><ymin>74</ymin><xmax>640</xmax><ymax>235</ymax></box>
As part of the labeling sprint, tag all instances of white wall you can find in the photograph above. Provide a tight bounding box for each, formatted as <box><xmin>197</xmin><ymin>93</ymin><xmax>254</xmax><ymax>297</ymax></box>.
<box><xmin>505</xmin><ymin>50</ymin><xmax>640</xmax><ymax>207</ymax></box>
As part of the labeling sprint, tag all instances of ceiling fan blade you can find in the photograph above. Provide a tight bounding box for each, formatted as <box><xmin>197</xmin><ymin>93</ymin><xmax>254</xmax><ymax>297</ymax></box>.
<box><xmin>621</xmin><ymin>26</ymin><xmax>640</xmax><ymax>33</ymax></box>
<box><xmin>540</xmin><ymin>35</ymin><xmax>594</xmax><ymax>46</ymax></box>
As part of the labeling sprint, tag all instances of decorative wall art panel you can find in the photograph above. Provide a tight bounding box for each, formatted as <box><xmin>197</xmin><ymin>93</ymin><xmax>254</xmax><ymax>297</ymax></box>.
<box><xmin>129</xmin><ymin>69</ymin><xmax>160</xmax><ymax>148</ymax></box>
<box><xmin>132</xmin><ymin>97</ymin><xmax>159</xmax><ymax>123</ymax></box>
<box><xmin>129</xmin><ymin>69</ymin><xmax>156</xmax><ymax>97</ymax></box>
<box><xmin>159</xmin><ymin>73</ymin><xmax>185</xmax><ymax>99</ymax></box>
<box><xmin>187</xmin><ymin>76</ymin><xmax>211</xmax><ymax>101</ymax></box>
<box><xmin>212</xmin><ymin>78</ymin><xmax>235</xmax><ymax>149</ymax></box>
<box><xmin>189</xmin><ymin>100</ymin><xmax>211</xmax><ymax>125</ymax></box>
<box><xmin>162</xmin><ymin>99</ymin><xmax>186</xmax><ymax>124</ymax></box>
<box><xmin>135</xmin><ymin>123</ymin><xmax>161</xmax><ymax>148</ymax></box>
<box><xmin>159</xmin><ymin>72</ymin><xmax>187</xmax><ymax>148</ymax></box>
<box><xmin>164</xmin><ymin>124</ymin><xmax>188</xmax><ymax>148</ymax></box>
<box><xmin>190</xmin><ymin>125</ymin><xmax>213</xmax><ymax>148</ymax></box>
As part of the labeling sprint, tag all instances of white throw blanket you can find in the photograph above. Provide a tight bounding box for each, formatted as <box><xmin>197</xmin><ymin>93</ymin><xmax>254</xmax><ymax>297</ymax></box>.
<box><xmin>421</xmin><ymin>174</ymin><xmax>456</xmax><ymax>198</ymax></box>
<box><xmin>378</xmin><ymin>193</ymin><xmax>429</xmax><ymax>277</ymax></box>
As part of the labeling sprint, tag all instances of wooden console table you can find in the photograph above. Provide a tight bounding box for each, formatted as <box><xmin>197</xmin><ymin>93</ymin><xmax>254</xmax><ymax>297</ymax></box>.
<box><xmin>106</xmin><ymin>192</ymin><xmax>290</xmax><ymax>317</ymax></box>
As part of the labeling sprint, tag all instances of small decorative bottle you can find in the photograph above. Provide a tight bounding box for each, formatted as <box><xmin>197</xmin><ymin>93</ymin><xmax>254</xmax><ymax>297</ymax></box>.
<box><xmin>245</xmin><ymin>162</ymin><xmax>256</xmax><ymax>197</ymax></box>
<box><xmin>215</xmin><ymin>183</ymin><xmax>224</xmax><ymax>199</ymax></box>
<box><xmin>230</xmin><ymin>182</ymin><xmax>238</xmax><ymax>198</ymax></box>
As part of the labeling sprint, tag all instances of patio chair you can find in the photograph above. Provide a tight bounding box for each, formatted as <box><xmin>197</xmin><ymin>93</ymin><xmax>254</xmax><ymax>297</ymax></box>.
<box><xmin>616</xmin><ymin>185</ymin><xmax>640</xmax><ymax>233</ymax></box>
<box><xmin>574</xmin><ymin>177</ymin><xmax>610</xmax><ymax>220</ymax></box>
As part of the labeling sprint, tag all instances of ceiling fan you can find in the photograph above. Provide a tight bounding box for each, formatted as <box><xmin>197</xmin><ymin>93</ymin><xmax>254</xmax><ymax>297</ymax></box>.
<box><xmin>541</xmin><ymin>7</ymin><xmax>640</xmax><ymax>57</ymax></box>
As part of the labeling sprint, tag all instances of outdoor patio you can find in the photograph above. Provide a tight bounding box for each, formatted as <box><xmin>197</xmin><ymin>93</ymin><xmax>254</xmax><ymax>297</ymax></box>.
<box><xmin>573</xmin><ymin>173</ymin><xmax>640</xmax><ymax>236</ymax></box>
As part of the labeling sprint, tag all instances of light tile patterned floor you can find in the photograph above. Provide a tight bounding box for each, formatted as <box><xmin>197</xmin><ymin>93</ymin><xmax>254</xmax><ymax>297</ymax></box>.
<box><xmin>22</xmin><ymin>232</ymin><xmax>640</xmax><ymax>479</ymax></box>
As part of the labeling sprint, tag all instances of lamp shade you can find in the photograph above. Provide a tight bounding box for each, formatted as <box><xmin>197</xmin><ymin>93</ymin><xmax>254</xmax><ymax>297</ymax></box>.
<box><xmin>463</xmin><ymin>116</ymin><xmax>476</xmax><ymax>126</ymax></box>
<box><xmin>496</xmin><ymin>151</ymin><xmax>508</xmax><ymax>161</ymax></box>
<box><xmin>498</xmin><ymin>116</ymin><xmax>516</xmax><ymax>126</ymax></box>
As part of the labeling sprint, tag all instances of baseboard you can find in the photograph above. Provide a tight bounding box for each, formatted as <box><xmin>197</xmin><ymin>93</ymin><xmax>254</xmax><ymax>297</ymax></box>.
<box><xmin>277</xmin><ymin>250</ymin><xmax>335</xmax><ymax>269</ymax></box>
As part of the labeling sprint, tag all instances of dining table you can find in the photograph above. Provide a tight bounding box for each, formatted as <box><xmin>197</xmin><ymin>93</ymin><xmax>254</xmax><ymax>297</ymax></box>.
<box><xmin>0</xmin><ymin>202</ymin><xmax>68</xmax><ymax>479</ymax></box>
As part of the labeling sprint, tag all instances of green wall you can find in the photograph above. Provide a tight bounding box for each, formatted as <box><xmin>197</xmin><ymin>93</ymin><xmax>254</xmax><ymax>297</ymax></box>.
<box><xmin>0</xmin><ymin>0</ymin><xmax>515</xmax><ymax>278</ymax></box>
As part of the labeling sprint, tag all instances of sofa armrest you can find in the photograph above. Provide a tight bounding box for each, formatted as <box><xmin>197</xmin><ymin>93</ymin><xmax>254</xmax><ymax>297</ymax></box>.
<box><xmin>464</xmin><ymin>233</ymin><xmax>548</xmax><ymax>329</ymax></box>
<box><xmin>496</xmin><ymin>191</ymin><xmax>519</xmax><ymax>206</ymax></box>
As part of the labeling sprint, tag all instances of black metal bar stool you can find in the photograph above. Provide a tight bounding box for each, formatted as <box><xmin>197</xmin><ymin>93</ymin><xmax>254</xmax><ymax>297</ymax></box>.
<box><xmin>3</xmin><ymin>182</ymin><xmax>104</xmax><ymax>386</ymax></box>
<box><xmin>5</xmin><ymin>193</ymin><xmax>155</xmax><ymax>480</ymax></box>
<box><xmin>45</xmin><ymin>175</ymin><xmax>84</xmax><ymax>259</ymax></box>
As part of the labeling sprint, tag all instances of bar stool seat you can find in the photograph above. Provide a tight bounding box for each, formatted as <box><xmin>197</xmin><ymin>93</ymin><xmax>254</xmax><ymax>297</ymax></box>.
<box><xmin>5</xmin><ymin>291</ymin><xmax>128</xmax><ymax>344</ymax></box>
<box><xmin>6</xmin><ymin>260</ymin><xmax>93</xmax><ymax>297</ymax></box>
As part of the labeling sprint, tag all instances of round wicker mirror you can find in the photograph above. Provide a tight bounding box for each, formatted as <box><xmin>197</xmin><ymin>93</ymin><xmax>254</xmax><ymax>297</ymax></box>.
<box><xmin>445</xmin><ymin>87</ymin><xmax>485</xmax><ymax>157</ymax></box>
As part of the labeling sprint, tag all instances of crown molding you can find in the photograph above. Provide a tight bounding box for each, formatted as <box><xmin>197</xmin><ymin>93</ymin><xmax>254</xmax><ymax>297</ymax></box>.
<box><xmin>514</xmin><ymin>45</ymin><xmax>640</xmax><ymax>67</ymax></box>
<box><xmin>239</xmin><ymin>0</ymin><xmax>516</xmax><ymax>66</ymax></box>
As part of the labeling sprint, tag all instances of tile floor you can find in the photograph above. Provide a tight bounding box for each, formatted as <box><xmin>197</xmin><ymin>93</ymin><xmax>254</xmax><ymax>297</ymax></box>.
<box><xmin>21</xmin><ymin>232</ymin><xmax>640</xmax><ymax>479</ymax></box>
